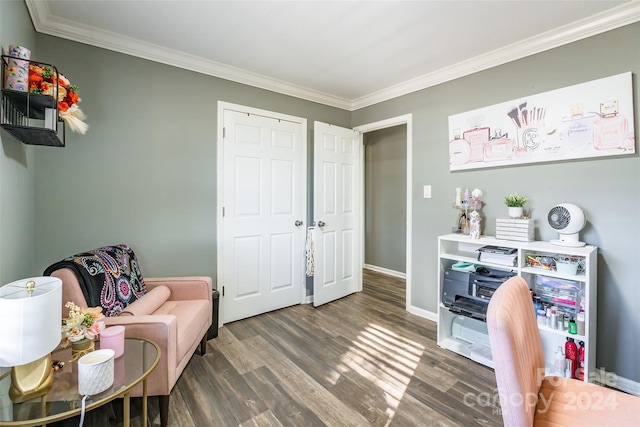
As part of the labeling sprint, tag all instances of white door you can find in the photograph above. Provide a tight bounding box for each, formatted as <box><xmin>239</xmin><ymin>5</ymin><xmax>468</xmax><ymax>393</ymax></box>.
<box><xmin>221</xmin><ymin>107</ymin><xmax>306</xmax><ymax>323</ymax></box>
<box><xmin>313</xmin><ymin>121</ymin><xmax>361</xmax><ymax>306</ymax></box>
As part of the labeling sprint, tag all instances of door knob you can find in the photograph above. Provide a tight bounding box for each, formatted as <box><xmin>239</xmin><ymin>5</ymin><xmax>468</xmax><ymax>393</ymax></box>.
<box><xmin>317</xmin><ymin>221</ymin><xmax>325</xmax><ymax>227</ymax></box>
<box><xmin>295</xmin><ymin>220</ymin><xmax>303</xmax><ymax>227</ymax></box>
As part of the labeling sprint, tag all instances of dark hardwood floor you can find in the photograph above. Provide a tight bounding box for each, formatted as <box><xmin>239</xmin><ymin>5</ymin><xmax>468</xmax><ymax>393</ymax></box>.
<box><xmin>56</xmin><ymin>269</ymin><xmax>504</xmax><ymax>426</ymax></box>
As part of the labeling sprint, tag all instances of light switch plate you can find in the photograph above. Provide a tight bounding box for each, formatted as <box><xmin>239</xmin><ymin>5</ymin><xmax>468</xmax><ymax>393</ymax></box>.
<box><xmin>423</xmin><ymin>185</ymin><xmax>432</xmax><ymax>198</ymax></box>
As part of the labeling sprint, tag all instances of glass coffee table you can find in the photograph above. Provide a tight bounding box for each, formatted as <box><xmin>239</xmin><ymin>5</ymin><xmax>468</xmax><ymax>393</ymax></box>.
<box><xmin>0</xmin><ymin>338</ymin><xmax>159</xmax><ymax>427</ymax></box>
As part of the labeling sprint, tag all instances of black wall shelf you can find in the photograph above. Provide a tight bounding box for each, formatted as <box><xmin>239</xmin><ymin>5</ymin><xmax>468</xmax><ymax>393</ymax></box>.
<box><xmin>0</xmin><ymin>124</ymin><xmax>64</xmax><ymax>147</ymax></box>
<box><xmin>1</xmin><ymin>55</ymin><xmax>65</xmax><ymax>147</ymax></box>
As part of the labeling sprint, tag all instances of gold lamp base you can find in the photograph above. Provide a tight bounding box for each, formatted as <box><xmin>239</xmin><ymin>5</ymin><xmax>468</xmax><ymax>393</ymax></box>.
<box><xmin>9</xmin><ymin>354</ymin><xmax>54</xmax><ymax>403</ymax></box>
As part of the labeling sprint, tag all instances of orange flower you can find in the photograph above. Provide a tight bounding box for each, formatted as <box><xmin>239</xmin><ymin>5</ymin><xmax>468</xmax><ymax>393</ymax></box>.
<box><xmin>58</xmin><ymin>101</ymin><xmax>69</xmax><ymax>112</ymax></box>
<box><xmin>29</xmin><ymin>73</ymin><xmax>43</xmax><ymax>85</ymax></box>
<box><xmin>67</xmin><ymin>91</ymin><xmax>79</xmax><ymax>105</ymax></box>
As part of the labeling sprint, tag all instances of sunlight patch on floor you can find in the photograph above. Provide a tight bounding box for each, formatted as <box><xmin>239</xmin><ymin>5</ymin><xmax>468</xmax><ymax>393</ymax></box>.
<box><xmin>337</xmin><ymin>323</ymin><xmax>426</xmax><ymax>425</ymax></box>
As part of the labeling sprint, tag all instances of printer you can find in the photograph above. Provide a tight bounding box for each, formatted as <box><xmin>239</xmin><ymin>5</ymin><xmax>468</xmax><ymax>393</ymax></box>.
<box><xmin>442</xmin><ymin>266</ymin><xmax>515</xmax><ymax>322</ymax></box>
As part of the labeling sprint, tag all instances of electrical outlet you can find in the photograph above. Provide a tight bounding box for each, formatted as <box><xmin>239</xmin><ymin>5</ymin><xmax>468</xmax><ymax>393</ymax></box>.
<box><xmin>423</xmin><ymin>185</ymin><xmax>432</xmax><ymax>198</ymax></box>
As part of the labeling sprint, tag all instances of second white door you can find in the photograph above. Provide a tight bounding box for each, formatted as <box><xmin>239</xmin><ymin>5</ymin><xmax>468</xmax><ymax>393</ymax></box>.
<box><xmin>313</xmin><ymin>121</ymin><xmax>361</xmax><ymax>307</ymax></box>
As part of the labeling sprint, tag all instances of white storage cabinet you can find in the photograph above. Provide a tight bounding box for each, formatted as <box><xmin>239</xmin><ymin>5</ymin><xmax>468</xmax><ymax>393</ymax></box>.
<box><xmin>437</xmin><ymin>234</ymin><xmax>597</xmax><ymax>382</ymax></box>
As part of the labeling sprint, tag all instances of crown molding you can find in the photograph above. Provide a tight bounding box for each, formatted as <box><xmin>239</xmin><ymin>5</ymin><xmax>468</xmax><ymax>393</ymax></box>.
<box><xmin>25</xmin><ymin>0</ymin><xmax>352</xmax><ymax>110</ymax></box>
<box><xmin>26</xmin><ymin>1</ymin><xmax>640</xmax><ymax>112</ymax></box>
<box><xmin>351</xmin><ymin>2</ymin><xmax>640</xmax><ymax>110</ymax></box>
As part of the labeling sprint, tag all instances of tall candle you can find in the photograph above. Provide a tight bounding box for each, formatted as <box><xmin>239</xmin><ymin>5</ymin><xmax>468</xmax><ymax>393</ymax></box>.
<box><xmin>455</xmin><ymin>188</ymin><xmax>462</xmax><ymax>207</ymax></box>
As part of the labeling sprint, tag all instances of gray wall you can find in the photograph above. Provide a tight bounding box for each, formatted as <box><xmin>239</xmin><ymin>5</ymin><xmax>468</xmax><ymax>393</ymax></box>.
<box><xmin>352</xmin><ymin>23</ymin><xmax>640</xmax><ymax>383</ymax></box>
<box><xmin>32</xmin><ymin>34</ymin><xmax>350</xmax><ymax>282</ymax></box>
<box><xmin>364</xmin><ymin>125</ymin><xmax>406</xmax><ymax>273</ymax></box>
<box><xmin>0</xmin><ymin>0</ymin><xmax>37</xmax><ymax>284</ymax></box>
<box><xmin>1</xmin><ymin>1</ymin><xmax>638</xmax><ymax>384</ymax></box>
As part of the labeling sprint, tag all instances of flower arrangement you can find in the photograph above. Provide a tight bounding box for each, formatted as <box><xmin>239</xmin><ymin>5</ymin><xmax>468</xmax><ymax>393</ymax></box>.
<box><xmin>61</xmin><ymin>301</ymin><xmax>105</xmax><ymax>347</ymax></box>
<box><xmin>28</xmin><ymin>64</ymin><xmax>88</xmax><ymax>135</ymax></box>
<box><xmin>504</xmin><ymin>193</ymin><xmax>528</xmax><ymax>207</ymax></box>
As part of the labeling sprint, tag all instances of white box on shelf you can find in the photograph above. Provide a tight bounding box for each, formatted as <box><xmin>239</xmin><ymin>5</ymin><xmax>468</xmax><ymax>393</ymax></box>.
<box><xmin>496</xmin><ymin>217</ymin><xmax>534</xmax><ymax>241</ymax></box>
<box><xmin>496</xmin><ymin>217</ymin><xmax>532</xmax><ymax>227</ymax></box>
<box><xmin>495</xmin><ymin>230</ymin><xmax>534</xmax><ymax>242</ymax></box>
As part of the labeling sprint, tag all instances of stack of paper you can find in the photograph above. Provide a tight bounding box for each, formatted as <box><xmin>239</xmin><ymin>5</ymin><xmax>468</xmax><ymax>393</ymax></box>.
<box><xmin>477</xmin><ymin>245</ymin><xmax>518</xmax><ymax>266</ymax></box>
<box><xmin>478</xmin><ymin>251</ymin><xmax>518</xmax><ymax>266</ymax></box>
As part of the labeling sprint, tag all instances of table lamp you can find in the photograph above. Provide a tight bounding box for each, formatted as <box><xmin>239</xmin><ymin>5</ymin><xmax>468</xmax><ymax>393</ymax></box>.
<box><xmin>0</xmin><ymin>277</ymin><xmax>62</xmax><ymax>403</ymax></box>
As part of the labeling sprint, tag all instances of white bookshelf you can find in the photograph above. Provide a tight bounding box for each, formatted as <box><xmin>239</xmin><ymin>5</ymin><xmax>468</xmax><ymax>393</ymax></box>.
<box><xmin>437</xmin><ymin>234</ymin><xmax>597</xmax><ymax>382</ymax></box>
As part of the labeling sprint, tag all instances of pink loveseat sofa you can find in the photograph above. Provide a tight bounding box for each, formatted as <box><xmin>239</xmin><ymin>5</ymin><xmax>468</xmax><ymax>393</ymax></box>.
<box><xmin>50</xmin><ymin>268</ymin><xmax>212</xmax><ymax>427</ymax></box>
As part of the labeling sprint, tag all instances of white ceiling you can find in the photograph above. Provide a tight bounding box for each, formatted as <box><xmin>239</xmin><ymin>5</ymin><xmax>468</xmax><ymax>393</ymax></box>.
<box><xmin>26</xmin><ymin>0</ymin><xmax>640</xmax><ymax>110</ymax></box>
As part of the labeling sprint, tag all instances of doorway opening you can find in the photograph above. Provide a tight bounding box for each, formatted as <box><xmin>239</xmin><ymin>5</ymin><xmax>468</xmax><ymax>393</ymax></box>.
<box><xmin>363</xmin><ymin>124</ymin><xmax>407</xmax><ymax>279</ymax></box>
<box><xmin>355</xmin><ymin>114</ymin><xmax>413</xmax><ymax>312</ymax></box>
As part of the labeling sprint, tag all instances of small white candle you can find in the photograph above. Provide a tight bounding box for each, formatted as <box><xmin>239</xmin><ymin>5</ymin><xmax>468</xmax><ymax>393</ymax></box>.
<box><xmin>455</xmin><ymin>188</ymin><xmax>462</xmax><ymax>206</ymax></box>
<box><xmin>80</xmin><ymin>352</ymin><xmax>111</xmax><ymax>365</ymax></box>
<box><xmin>78</xmin><ymin>349</ymin><xmax>115</xmax><ymax>395</ymax></box>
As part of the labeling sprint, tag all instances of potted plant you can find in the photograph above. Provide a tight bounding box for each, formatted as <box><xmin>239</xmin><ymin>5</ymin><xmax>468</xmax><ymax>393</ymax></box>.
<box><xmin>504</xmin><ymin>193</ymin><xmax>527</xmax><ymax>218</ymax></box>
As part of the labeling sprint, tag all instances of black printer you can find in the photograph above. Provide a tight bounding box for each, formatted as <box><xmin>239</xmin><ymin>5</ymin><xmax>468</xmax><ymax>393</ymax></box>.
<box><xmin>442</xmin><ymin>266</ymin><xmax>515</xmax><ymax>322</ymax></box>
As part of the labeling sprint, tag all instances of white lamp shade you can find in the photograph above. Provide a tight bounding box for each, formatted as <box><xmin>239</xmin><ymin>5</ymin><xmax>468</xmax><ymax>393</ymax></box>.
<box><xmin>0</xmin><ymin>277</ymin><xmax>62</xmax><ymax>367</ymax></box>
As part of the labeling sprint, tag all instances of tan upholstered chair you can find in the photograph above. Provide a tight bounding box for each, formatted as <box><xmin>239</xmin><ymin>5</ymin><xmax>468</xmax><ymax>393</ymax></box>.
<box><xmin>486</xmin><ymin>276</ymin><xmax>639</xmax><ymax>426</ymax></box>
<box><xmin>49</xmin><ymin>267</ymin><xmax>212</xmax><ymax>427</ymax></box>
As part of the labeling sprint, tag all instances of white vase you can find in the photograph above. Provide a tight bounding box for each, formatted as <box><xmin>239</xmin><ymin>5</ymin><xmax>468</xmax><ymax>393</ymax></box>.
<box><xmin>508</xmin><ymin>207</ymin><xmax>523</xmax><ymax>218</ymax></box>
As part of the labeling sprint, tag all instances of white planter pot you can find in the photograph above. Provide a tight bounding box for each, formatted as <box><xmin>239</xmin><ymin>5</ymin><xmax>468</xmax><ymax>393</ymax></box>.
<box><xmin>508</xmin><ymin>207</ymin><xmax>523</xmax><ymax>218</ymax></box>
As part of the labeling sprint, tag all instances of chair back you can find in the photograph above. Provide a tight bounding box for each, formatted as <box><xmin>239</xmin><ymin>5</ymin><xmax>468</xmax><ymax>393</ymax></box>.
<box><xmin>487</xmin><ymin>276</ymin><xmax>545</xmax><ymax>427</ymax></box>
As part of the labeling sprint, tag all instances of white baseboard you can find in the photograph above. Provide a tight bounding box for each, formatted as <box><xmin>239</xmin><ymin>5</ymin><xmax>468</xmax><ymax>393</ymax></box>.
<box><xmin>595</xmin><ymin>368</ymin><xmax>640</xmax><ymax>396</ymax></box>
<box><xmin>364</xmin><ymin>264</ymin><xmax>406</xmax><ymax>279</ymax></box>
<box><xmin>407</xmin><ymin>305</ymin><xmax>438</xmax><ymax>323</ymax></box>
<box><xmin>615</xmin><ymin>375</ymin><xmax>640</xmax><ymax>396</ymax></box>
<box><xmin>304</xmin><ymin>295</ymin><xmax>313</xmax><ymax>304</ymax></box>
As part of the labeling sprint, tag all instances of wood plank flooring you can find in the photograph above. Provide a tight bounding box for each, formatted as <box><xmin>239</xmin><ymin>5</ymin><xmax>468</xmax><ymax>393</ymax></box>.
<box><xmin>54</xmin><ymin>269</ymin><xmax>504</xmax><ymax>426</ymax></box>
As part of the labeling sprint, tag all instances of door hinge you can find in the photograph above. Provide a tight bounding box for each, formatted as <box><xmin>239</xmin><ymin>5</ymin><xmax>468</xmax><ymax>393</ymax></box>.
<box><xmin>222</xmin><ymin>207</ymin><xmax>225</xmax><ymax>217</ymax></box>
<box><xmin>222</xmin><ymin>286</ymin><xmax>225</xmax><ymax>297</ymax></box>
<box><xmin>223</xmin><ymin>127</ymin><xmax>226</xmax><ymax>138</ymax></box>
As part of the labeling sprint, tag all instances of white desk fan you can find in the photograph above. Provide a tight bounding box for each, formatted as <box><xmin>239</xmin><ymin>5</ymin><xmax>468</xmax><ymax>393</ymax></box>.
<box><xmin>548</xmin><ymin>203</ymin><xmax>586</xmax><ymax>247</ymax></box>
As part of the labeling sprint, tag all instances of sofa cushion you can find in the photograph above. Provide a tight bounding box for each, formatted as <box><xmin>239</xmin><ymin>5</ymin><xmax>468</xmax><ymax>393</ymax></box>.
<box><xmin>120</xmin><ymin>285</ymin><xmax>171</xmax><ymax>316</ymax></box>
<box><xmin>153</xmin><ymin>299</ymin><xmax>210</xmax><ymax>361</ymax></box>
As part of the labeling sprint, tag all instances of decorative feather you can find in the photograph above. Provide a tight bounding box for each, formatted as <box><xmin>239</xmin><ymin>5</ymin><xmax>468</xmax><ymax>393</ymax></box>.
<box><xmin>59</xmin><ymin>104</ymin><xmax>89</xmax><ymax>135</ymax></box>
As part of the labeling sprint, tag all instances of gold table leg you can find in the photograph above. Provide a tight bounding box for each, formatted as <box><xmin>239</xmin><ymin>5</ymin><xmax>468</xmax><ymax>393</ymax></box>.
<box><xmin>41</xmin><ymin>396</ymin><xmax>47</xmax><ymax>427</ymax></box>
<box><xmin>123</xmin><ymin>391</ymin><xmax>130</xmax><ymax>427</ymax></box>
<box><xmin>142</xmin><ymin>378</ymin><xmax>148</xmax><ymax>427</ymax></box>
